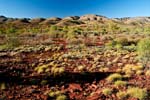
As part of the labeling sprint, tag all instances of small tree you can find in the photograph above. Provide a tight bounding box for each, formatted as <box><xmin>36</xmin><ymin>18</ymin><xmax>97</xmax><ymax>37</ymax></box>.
<box><xmin>137</xmin><ymin>38</ymin><xmax>150</xmax><ymax>69</ymax></box>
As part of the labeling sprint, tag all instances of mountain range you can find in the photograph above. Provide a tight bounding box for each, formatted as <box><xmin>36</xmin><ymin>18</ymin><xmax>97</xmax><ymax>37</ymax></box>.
<box><xmin>0</xmin><ymin>14</ymin><xmax>150</xmax><ymax>26</ymax></box>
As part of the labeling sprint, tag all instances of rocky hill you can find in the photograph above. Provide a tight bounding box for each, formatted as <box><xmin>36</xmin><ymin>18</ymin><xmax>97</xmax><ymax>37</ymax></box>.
<box><xmin>1</xmin><ymin>14</ymin><xmax>150</xmax><ymax>26</ymax></box>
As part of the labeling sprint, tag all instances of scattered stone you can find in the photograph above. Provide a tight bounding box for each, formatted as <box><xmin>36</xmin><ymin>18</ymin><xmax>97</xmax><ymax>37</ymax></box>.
<box><xmin>118</xmin><ymin>63</ymin><xmax>123</xmax><ymax>67</ymax></box>
<box><xmin>123</xmin><ymin>54</ymin><xmax>130</xmax><ymax>59</ymax></box>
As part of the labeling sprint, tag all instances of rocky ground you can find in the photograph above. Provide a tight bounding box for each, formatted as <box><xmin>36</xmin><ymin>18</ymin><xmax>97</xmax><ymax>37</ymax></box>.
<box><xmin>0</xmin><ymin>37</ymin><xmax>150</xmax><ymax>100</ymax></box>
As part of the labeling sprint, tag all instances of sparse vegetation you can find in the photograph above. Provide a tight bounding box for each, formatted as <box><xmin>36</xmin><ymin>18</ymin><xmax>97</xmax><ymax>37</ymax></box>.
<box><xmin>48</xmin><ymin>90</ymin><xmax>67</xmax><ymax>100</ymax></box>
<box><xmin>122</xmin><ymin>64</ymin><xmax>144</xmax><ymax>75</ymax></box>
<box><xmin>0</xmin><ymin>82</ymin><xmax>6</xmax><ymax>90</ymax></box>
<box><xmin>1</xmin><ymin>15</ymin><xmax>150</xmax><ymax>100</ymax></box>
<box><xmin>116</xmin><ymin>91</ymin><xmax>128</xmax><ymax>100</ymax></box>
<box><xmin>114</xmin><ymin>80</ymin><xmax>127</xmax><ymax>87</ymax></box>
<box><xmin>137</xmin><ymin>38</ymin><xmax>150</xmax><ymax>69</ymax></box>
<box><xmin>115</xmin><ymin>37</ymin><xmax>128</xmax><ymax>46</ymax></box>
<box><xmin>127</xmin><ymin>87</ymin><xmax>148</xmax><ymax>100</ymax></box>
<box><xmin>56</xmin><ymin>95</ymin><xmax>67</xmax><ymax>100</ymax></box>
<box><xmin>107</xmin><ymin>73</ymin><xmax>122</xmax><ymax>82</ymax></box>
<box><xmin>102</xmin><ymin>88</ymin><xmax>113</xmax><ymax>95</ymax></box>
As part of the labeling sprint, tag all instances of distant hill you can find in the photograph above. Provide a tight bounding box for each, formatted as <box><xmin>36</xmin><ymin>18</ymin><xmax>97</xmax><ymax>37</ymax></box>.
<box><xmin>0</xmin><ymin>14</ymin><xmax>150</xmax><ymax>26</ymax></box>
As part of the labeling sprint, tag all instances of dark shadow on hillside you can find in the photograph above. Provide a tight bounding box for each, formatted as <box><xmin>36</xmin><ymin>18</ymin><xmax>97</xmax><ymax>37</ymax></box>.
<box><xmin>0</xmin><ymin>72</ymin><xmax>114</xmax><ymax>86</ymax></box>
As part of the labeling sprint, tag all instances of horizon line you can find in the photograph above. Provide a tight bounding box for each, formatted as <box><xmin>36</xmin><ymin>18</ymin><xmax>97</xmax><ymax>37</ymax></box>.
<box><xmin>1</xmin><ymin>14</ymin><xmax>150</xmax><ymax>19</ymax></box>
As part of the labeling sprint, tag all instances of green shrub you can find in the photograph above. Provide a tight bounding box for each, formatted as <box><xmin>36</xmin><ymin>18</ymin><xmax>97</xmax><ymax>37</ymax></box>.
<box><xmin>0</xmin><ymin>36</ymin><xmax>21</xmax><ymax>50</ymax></box>
<box><xmin>123</xmin><ymin>44</ymin><xmax>137</xmax><ymax>52</ymax></box>
<box><xmin>115</xmin><ymin>43</ymin><xmax>123</xmax><ymax>50</ymax></box>
<box><xmin>34</xmin><ymin>64</ymin><xmax>49</xmax><ymax>74</ymax></box>
<box><xmin>0</xmin><ymin>29</ymin><xmax>4</xmax><ymax>34</ymax></box>
<box><xmin>48</xmin><ymin>90</ymin><xmax>61</xmax><ymax>97</ymax></box>
<box><xmin>7</xmin><ymin>37</ymin><xmax>21</xmax><ymax>48</ymax></box>
<box><xmin>105</xmin><ymin>41</ymin><xmax>113</xmax><ymax>47</ymax></box>
<box><xmin>48</xmin><ymin>90</ymin><xmax>67</xmax><ymax>100</ymax></box>
<box><xmin>101</xmin><ymin>28</ymin><xmax>107</xmax><ymax>35</ymax></box>
<box><xmin>51</xmin><ymin>67</ymin><xmax>65</xmax><ymax>76</ymax></box>
<box><xmin>116</xmin><ymin>91</ymin><xmax>128</xmax><ymax>100</ymax></box>
<box><xmin>122</xmin><ymin>64</ymin><xmax>144</xmax><ymax>75</ymax></box>
<box><xmin>49</xmin><ymin>91</ymin><xmax>55</xmax><ymax>97</ymax></box>
<box><xmin>115</xmin><ymin>37</ymin><xmax>128</xmax><ymax>46</ymax></box>
<box><xmin>107</xmin><ymin>73</ymin><xmax>122</xmax><ymax>82</ymax></box>
<box><xmin>0</xmin><ymin>82</ymin><xmax>6</xmax><ymax>90</ymax></box>
<box><xmin>56</xmin><ymin>95</ymin><xmax>67</xmax><ymax>100</ymax></box>
<box><xmin>127</xmin><ymin>87</ymin><xmax>147</xmax><ymax>100</ymax></box>
<box><xmin>67</xmin><ymin>29</ymin><xmax>76</xmax><ymax>39</ymax></box>
<box><xmin>114</xmin><ymin>80</ymin><xmax>127</xmax><ymax>87</ymax></box>
<box><xmin>6</xmin><ymin>27</ymin><xmax>17</xmax><ymax>34</ymax></box>
<box><xmin>40</xmin><ymin>80</ymin><xmax>48</xmax><ymax>85</ymax></box>
<box><xmin>102</xmin><ymin>88</ymin><xmax>113</xmax><ymax>95</ymax></box>
<box><xmin>49</xmin><ymin>25</ymin><xmax>59</xmax><ymax>38</ymax></box>
<box><xmin>137</xmin><ymin>38</ymin><xmax>150</xmax><ymax>68</ymax></box>
<box><xmin>105</xmin><ymin>41</ymin><xmax>116</xmax><ymax>49</ymax></box>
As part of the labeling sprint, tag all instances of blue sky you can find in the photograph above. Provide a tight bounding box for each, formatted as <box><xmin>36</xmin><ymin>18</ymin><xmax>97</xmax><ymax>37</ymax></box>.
<box><xmin>0</xmin><ymin>0</ymin><xmax>150</xmax><ymax>18</ymax></box>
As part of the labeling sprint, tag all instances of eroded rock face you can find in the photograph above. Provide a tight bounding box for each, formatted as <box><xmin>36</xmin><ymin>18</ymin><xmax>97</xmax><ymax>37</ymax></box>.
<box><xmin>56</xmin><ymin>20</ymin><xmax>84</xmax><ymax>26</ymax></box>
<box><xmin>0</xmin><ymin>16</ymin><xmax>7</xmax><ymax>23</ymax></box>
<box><xmin>79</xmin><ymin>14</ymin><xmax>107</xmax><ymax>21</ymax></box>
<box><xmin>29</xmin><ymin>18</ymin><xmax>45</xmax><ymax>24</ymax></box>
<box><xmin>118</xmin><ymin>17</ymin><xmax>150</xmax><ymax>24</ymax></box>
<box><xmin>47</xmin><ymin>17</ymin><xmax>62</xmax><ymax>21</ymax></box>
<box><xmin>5</xmin><ymin>18</ymin><xmax>16</xmax><ymax>23</ymax></box>
<box><xmin>63</xmin><ymin>16</ymin><xmax>80</xmax><ymax>20</ymax></box>
<box><xmin>41</xmin><ymin>17</ymin><xmax>62</xmax><ymax>25</ymax></box>
<box><xmin>12</xmin><ymin>18</ymin><xmax>30</xmax><ymax>24</ymax></box>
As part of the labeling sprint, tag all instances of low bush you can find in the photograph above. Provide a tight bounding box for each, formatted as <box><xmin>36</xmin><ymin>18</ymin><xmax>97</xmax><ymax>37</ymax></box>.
<box><xmin>0</xmin><ymin>36</ymin><xmax>21</xmax><ymax>50</ymax></box>
<box><xmin>106</xmin><ymin>73</ymin><xmax>122</xmax><ymax>82</ymax></box>
<box><xmin>56</xmin><ymin>95</ymin><xmax>67</xmax><ymax>100</ymax></box>
<box><xmin>137</xmin><ymin>38</ymin><xmax>150</xmax><ymax>68</ymax></box>
<box><xmin>122</xmin><ymin>64</ymin><xmax>143</xmax><ymax>75</ymax></box>
<box><xmin>115</xmin><ymin>43</ymin><xmax>123</xmax><ymax>50</ymax></box>
<box><xmin>114</xmin><ymin>80</ymin><xmax>127</xmax><ymax>87</ymax></box>
<box><xmin>49</xmin><ymin>90</ymin><xmax>67</xmax><ymax>100</ymax></box>
<box><xmin>123</xmin><ymin>44</ymin><xmax>137</xmax><ymax>52</ymax></box>
<box><xmin>116</xmin><ymin>91</ymin><xmax>128</xmax><ymax>100</ymax></box>
<box><xmin>115</xmin><ymin>37</ymin><xmax>128</xmax><ymax>46</ymax></box>
<box><xmin>127</xmin><ymin>87</ymin><xmax>148</xmax><ymax>100</ymax></box>
<box><xmin>102</xmin><ymin>88</ymin><xmax>113</xmax><ymax>95</ymax></box>
<box><xmin>0</xmin><ymin>82</ymin><xmax>6</xmax><ymax>90</ymax></box>
<box><xmin>105</xmin><ymin>40</ymin><xmax>116</xmax><ymax>49</ymax></box>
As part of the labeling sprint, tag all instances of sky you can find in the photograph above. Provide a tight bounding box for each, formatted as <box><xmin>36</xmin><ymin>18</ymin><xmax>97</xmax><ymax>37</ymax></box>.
<box><xmin>0</xmin><ymin>0</ymin><xmax>150</xmax><ymax>18</ymax></box>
